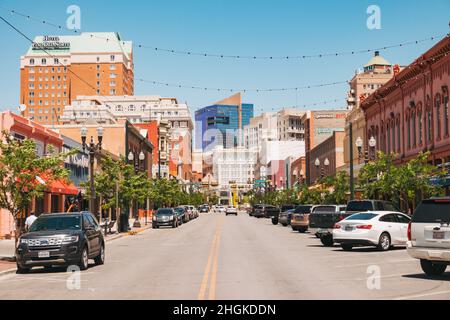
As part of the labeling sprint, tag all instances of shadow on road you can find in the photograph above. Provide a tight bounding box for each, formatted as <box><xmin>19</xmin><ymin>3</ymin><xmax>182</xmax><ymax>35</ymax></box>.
<box><xmin>19</xmin><ymin>263</ymin><xmax>98</xmax><ymax>275</ymax></box>
<box><xmin>402</xmin><ymin>273</ymin><xmax>450</xmax><ymax>281</ymax></box>
<box><xmin>331</xmin><ymin>246</ymin><xmax>406</xmax><ymax>253</ymax></box>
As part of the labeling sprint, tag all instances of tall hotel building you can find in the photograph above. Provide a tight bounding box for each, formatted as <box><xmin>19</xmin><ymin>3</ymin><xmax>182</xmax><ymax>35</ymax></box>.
<box><xmin>20</xmin><ymin>32</ymin><xmax>134</xmax><ymax>125</ymax></box>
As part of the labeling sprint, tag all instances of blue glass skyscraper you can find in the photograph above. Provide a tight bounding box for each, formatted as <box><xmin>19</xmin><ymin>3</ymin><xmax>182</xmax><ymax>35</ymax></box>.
<box><xmin>195</xmin><ymin>93</ymin><xmax>254</xmax><ymax>151</ymax></box>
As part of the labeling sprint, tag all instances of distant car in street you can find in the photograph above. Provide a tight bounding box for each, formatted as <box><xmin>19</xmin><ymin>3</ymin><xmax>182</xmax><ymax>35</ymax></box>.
<box><xmin>333</xmin><ymin>211</ymin><xmax>410</xmax><ymax>251</ymax></box>
<box><xmin>16</xmin><ymin>212</ymin><xmax>105</xmax><ymax>274</ymax></box>
<box><xmin>408</xmin><ymin>198</ymin><xmax>450</xmax><ymax>276</ymax></box>
<box><xmin>174</xmin><ymin>207</ymin><xmax>188</xmax><ymax>224</ymax></box>
<box><xmin>291</xmin><ymin>205</ymin><xmax>315</xmax><ymax>233</ymax></box>
<box><xmin>216</xmin><ymin>205</ymin><xmax>226</xmax><ymax>214</ymax></box>
<box><xmin>226</xmin><ymin>206</ymin><xmax>238</xmax><ymax>216</ymax></box>
<box><xmin>251</xmin><ymin>205</ymin><xmax>280</xmax><ymax>223</ymax></box>
<box><xmin>345</xmin><ymin>199</ymin><xmax>400</xmax><ymax>215</ymax></box>
<box><xmin>188</xmin><ymin>205</ymin><xmax>199</xmax><ymax>219</ymax></box>
<box><xmin>153</xmin><ymin>208</ymin><xmax>179</xmax><ymax>229</ymax></box>
<box><xmin>199</xmin><ymin>205</ymin><xmax>209</xmax><ymax>213</ymax></box>
<box><xmin>278</xmin><ymin>209</ymin><xmax>296</xmax><ymax>226</ymax></box>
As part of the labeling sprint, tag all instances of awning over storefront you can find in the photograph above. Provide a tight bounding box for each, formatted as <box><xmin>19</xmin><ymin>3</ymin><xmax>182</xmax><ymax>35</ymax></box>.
<box><xmin>49</xmin><ymin>180</ymin><xmax>79</xmax><ymax>195</ymax></box>
<box><xmin>430</xmin><ymin>174</ymin><xmax>450</xmax><ymax>187</ymax></box>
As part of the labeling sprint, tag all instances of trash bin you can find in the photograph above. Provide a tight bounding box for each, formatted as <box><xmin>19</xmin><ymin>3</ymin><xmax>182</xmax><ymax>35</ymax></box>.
<box><xmin>119</xmin><ymin>214</ymin><xmax>129</xmax><ymax>233</ymax></box>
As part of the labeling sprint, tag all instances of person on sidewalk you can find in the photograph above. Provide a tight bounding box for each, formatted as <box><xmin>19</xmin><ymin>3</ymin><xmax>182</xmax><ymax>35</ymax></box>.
<box><xmin>25</xmin><ymin>212</ymin><xmax>37</xmax><ymax>232</ymax></box>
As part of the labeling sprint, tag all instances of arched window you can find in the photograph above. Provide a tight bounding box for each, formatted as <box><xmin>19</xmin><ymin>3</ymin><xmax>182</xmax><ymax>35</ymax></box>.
<box><xmin>436</xmin><ymin>94</ymin><xmax>441</xmax><ymax>139</ymax></box>
<box><xmin>406</xmin><ymin>114</ymin><xmax>411</xmax><ymax>149</ymax></box>
<box><xmin>41</xmin><ymin>58</ymin><xmax>46</xmax><ymax>65</ymax></box>
<box><xmin>387</xmin><ymin>124</ymin><xmax>391</xmax><ymax>154</ymax></box>
<box><xmin>30</xmin><ymin>58</ymin><xmax>35</xmax><ymax>65</ymax></box>
<box><xmin>391</xmin><ymin>120</ymin><xmax>396</xmax><ymax>153</ymax></box>
<box><xmin>417</xmin><ymin>104</ymin><xmax>423</xmax><ymax>146</ymax></box>
<box><xmin>396</xmin><ymin>116</ymin><xmax>401</xmax><ymax>153</ymax></box>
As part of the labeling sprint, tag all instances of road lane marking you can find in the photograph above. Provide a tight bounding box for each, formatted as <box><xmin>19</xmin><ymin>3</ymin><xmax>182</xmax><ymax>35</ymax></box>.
<box><xmin>198</xmin><ymin>215</ymin><xmax>223</xmax><ymax>300</ymax></box>
<box><xmin>208</xmin><ymin>230</ymin><xmax>221</xmax><ymax>300</ymax></box>
<box><xmin>393</xmin><ymin>290</ymin><xmax>450</xmax><ymax>300</ymax></box>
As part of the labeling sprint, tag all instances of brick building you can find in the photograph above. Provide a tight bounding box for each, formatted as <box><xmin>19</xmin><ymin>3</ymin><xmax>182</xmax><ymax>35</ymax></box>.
<box><xmin>20</xmin><ymin>33</ymin><xmax>134</xmax><ymax>125</ymax></box>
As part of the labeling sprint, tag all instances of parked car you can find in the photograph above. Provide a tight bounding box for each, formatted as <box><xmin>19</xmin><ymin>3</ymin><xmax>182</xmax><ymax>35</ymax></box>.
<box><xmin>275</xmin><ymin>205</ymin><xmax>296</xmax><ymax>225</ymax></box>
<box><xmin>291</xmin><ymin>205</ymin><xmax>316</xmax><ymax>233</ymax></box>
<box><xmin>199</xmin><ymin>205</ymin><xmax>210</xmax><ymax>213</ymax></box>
<box><xmin>174</xmin><ymin>207</ymin><xmax>188</xmax><ymax>224</ymax></box>
<box><xmin>216</xmin><ymin>205</ymin><xmax>226</xmax><ymax>214</ymax></box>
<box><xmin>333</xmin><ymin>211</ymin><xmax>410</xmax><ymax>251</ymax></box>
<box><xmin>407</xmin><ymin>198</ymin><xmax>450</xmax><ymax>276</ymax></box>
<box><xmin>346</xmin><ymin>199</ymin><xmax>400</xmax><ymax>215</ymax></box>
<box><xmin>252</xmin><ymin>205</ymin><xmax>280</xmax><ymax>223</ymax></box>
<box><xmin>153</xmin><ymin>208</ymin><xmax>179</xmax><ymax>229</ymax></box>
<box><xmin>226</xmin><ymin>206</ymin><xmax>238</xmax><ymax>216</ymax></box>
<box><xmin>308</xmin><ymin>205</ymin><xmax>348</xmax><ymax>246</ymax></box>
<box><xmin>279</xmin><ymin>209</ymin><xmax>296</xmax><ymax>226</ymax></box>
<box><xmin>16</xmin><ymin>212</ymin><xmax>105</xmax><ymax>273</ymax></box>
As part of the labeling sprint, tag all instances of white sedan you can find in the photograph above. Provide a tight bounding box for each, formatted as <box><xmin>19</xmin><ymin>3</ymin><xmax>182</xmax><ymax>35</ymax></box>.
<box><xmin>225</xmin><ymin>206</ymin><xmax>238</xmax><ymax>216</ymax></box>
<box><xmin>333</xmin><ymin>211</ymin><xmax>411</xmax><ymax>251</ymax></box>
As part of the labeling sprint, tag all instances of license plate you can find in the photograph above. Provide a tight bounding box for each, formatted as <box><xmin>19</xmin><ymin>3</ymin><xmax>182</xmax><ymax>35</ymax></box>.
<box><xmin>345</xmin><ymin>226</ymin><xmax>354</xmax><ymax>231</ymax></box>
<box><xmin>433</xmin><ymin>232</ymin><xmax>445</xmax><ymax>240</ymax></box>
<box><xmin>38</xmin><ymin>251</ymin><xmax>50</xmax><ymax>258</ymax></box>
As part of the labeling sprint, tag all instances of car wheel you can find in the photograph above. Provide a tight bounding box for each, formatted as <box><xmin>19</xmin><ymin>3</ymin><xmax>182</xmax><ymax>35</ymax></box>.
<box><xmin>320</xmin><ymin>235</ymin><xmax>334</xmax><ymax>247</ymax></box>
<box><xmin>299</xmin><ymin>227</ymin><xmax>308</xmax><ymax>233</ymax></box>
<box><xmin>281</xmin><ymin>223</ymin><xmax>288</xmax><ymax>227</ymax></box>
<box><xmin>16</xmin><ymin>264</ymin><xmax>30</xmax><ymax>274</ymax></box>
<box><xmin>341</xmin><ymin>244</ymin><xmax>353</xmax><ymax>251</ymax></box>
<box><xmin>377</xmin><ymin>233</ymin><xmax>391</xmax><ymax>251</ymax></box>
<box><xmin>94</xmin><ymin>244</ymin><xmax>105</xmax><ymax>265</ymax></box>
<box><xmin>420</xmin><ymin>259</ymin><xmax>447</xmax><ymax>276</ymax></box>
<box><xmin>271</xmin><ymin>218</ymin><xmax>278</xmax><ymax>225</ymax></box>
<box><xmin>78</xmin><ymin>246</ymin><xmax>89</xmax><ymax>271</ymax></box>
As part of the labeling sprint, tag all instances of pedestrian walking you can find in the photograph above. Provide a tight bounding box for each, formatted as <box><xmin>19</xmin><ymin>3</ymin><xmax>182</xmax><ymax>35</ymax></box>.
<box><xmin>25</xmin><ymin>212</ymin><xmax>37</xmax><ymax>231</ymax></box>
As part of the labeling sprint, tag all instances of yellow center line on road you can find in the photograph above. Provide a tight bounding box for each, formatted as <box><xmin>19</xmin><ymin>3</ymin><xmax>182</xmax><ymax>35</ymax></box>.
<box><xmin>198</xmin><ymin>215</ymin><xmax>224</xmax><ymax>300</ymax></box>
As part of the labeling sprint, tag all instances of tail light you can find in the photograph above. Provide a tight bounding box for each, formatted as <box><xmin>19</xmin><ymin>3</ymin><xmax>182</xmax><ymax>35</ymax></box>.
<box><xmin>356</xmin><ymin>225</ymin><xmax>372</xmax><ymax>230</ymax></box>
<box><xmin>407</xmin><ymin>222</ymin><xmax>412</xmax><ymax>241</ymax></box>
<box><xmin>333</xmin><ymin>223</ymin><xmax>341</xmax><ymax>229</ymax></box>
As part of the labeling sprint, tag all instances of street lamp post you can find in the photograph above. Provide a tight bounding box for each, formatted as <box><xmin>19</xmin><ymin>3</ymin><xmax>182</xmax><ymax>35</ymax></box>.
<box><xmin>356</xmin><ymin>136</ymin><xmax>377</xmax><ymax>164</ymax></box>
<box><xmin>81</xmin><ymin>126</ymin><xmax>103</xmax><ymax>219</ymax></box>
<box><xmin>315</xmin><ymin>157</ymin><xmax>329</xmax><ymax>182</ymax></box>
<box><xmin>128</xmin><ymin>151</ymin><xmax>145</xmax><ymax>228</ymax></box>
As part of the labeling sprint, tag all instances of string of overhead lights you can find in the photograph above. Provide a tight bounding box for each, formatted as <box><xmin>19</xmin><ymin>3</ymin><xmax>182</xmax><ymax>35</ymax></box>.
<box><xmin>1</xmin><ymin>5</ymin><xmax>447</xmax><ymax>62</ymax></box>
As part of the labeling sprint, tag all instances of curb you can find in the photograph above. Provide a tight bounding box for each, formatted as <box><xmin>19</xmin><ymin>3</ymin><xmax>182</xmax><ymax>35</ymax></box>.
<box><xmin>0</xmin><ymin>268</ymin><xmax>17</xmax><ymax>277</ymax></box>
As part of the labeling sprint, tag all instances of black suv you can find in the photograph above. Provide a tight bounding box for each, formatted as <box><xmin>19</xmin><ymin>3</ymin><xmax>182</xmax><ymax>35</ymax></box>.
<box><xmin>346</xmin><ymin>200</ymin><xmax>400</xmax><ymax>215</ymax></box>
<box><xmin>16</xmin><ymin>212</ymin><xmax>105</xmax><ymax>273</ymax></box>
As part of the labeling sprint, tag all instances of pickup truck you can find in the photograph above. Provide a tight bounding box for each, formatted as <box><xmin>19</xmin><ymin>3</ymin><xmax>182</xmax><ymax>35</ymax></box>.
<box><xmin>309</xmin><ymin>205</ymin><xmax>348</xmax><ymax>246</ymax></box>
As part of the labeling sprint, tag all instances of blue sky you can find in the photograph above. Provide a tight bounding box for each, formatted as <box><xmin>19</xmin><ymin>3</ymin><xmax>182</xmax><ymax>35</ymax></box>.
<box><xmin>0</xmin><ymin>0</ymin><xmax>448</xmax><ymax>115</ymax></box>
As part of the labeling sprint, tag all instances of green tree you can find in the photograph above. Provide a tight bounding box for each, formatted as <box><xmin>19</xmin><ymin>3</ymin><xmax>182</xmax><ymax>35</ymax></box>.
<box><xmin>322</xmin><ymin>171</ymin><xmax>350</xmax><ymax>205</ymax></box>
<box><xmin>0</xmin><ymin>131</ymin><xmax>74</xmax><ymax>239</ymax></box>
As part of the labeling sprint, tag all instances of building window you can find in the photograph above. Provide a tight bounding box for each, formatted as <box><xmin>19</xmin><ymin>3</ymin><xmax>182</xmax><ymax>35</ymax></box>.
<box><xmin>110</xmin><ymin>81</ymin><xmax>116</xmax><ymax>87</ymax></box>
<box><xmin>30</xmin><ymin>59</ymin><xmax>35</xmax><ymax>65</ymax></box>
<box><xmin>41</xmin><ymin>58</ymin><xmax>46</xmax><ymax>65</ymax></box>
<box><xmin>436</xmin><ymin>94</ymin><xmax>441</xmax><ymax>139</ymax></box>
<box><xmin>110</xmin><ymin>65</ymin><xmax>116</xmax><ymax>71</ymax></box>
<box><xmin>444</xmin><ymin>88</ymin><xmax>449</xmax><ymax>136</ymax></box>
<box><xmin>128</xmin><ymin>105</ymin><xmax>135</xmax><ymax>112</ymax></box>
<box><xmin>387</xmin><ymin>125</ymin><xmax>391</xmax><ymax>153</ymax></box>
<box><xmin>110</xmin><ymin>55</ymin><xmax>115</xmax><ymax>61</ymax></box>
<box><xmin>412</xmin><ymin>112</ymin><xmax>416</xmax><ymax>147</ymax></box>
<box><xmin>54</xmin><ymin>58</ymin><xmax>59</xmax><ymax>64</ymax></box>
<box><xmin>110</xmin><ymin>89</ymin><xmax>116</xmax><ymax>95</ymax></box>
<box><xmin>427</xmin><ymin>109</ymin><xmax>432</xmax><ymax>142</ymax></box>
<box><xmin>407</xmin><ymin>116</ymin><xmax>411</xmax><ymax>149</ymax></box>
<box><xmin>418</xmin><ymin>112</ymin><xmax>423</xmax><ymax>145</ymax></box>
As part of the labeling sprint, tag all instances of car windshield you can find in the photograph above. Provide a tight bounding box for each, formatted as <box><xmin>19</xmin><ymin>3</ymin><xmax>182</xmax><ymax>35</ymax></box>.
<box><xmin>313</xmin><ymin>206</ymin><xmax>336</xmax><ymax>213</ymax></box>
<box><xmin>412</xmin><ymin>200</ymin><xmax>450</xmax><ymax>223</ymax></box>
<box><xmin>345</xmin><ymin>213</ymin><xmax>378</xmax><ymax>220</ymax></box>
<box><xmin>29</xmin><ymin>215</ymin><xmax>81</xmax><ymax>232</ymax></box>
<box><xmin>281</xmin><ymin>205</ymin><xmax>295</xmax><ymax>211</ymax></box>
<box><xmin>157</xmin><ymin>209</ymin><xmax>173</xmax><ymax>216</ymax></box>
<box><xmin>294</xmin><ymin>206</ymin><xmax>313</xmax><ymax>214</ymax></box>
<box><xmin>174</xmin><ymin>208</ymin><xmax>184</xmax><ymax>213</ymax></box>
<box><xmin>346</xmin><ymin>201</ymin><xmax>373</xmax><ymax>211</ymax></box>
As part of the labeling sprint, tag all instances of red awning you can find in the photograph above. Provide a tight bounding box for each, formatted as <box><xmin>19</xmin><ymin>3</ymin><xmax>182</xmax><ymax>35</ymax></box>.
<box><xmin>48</xmin><ymin>180</ymin><xmax>79</xmax><ymax>195</ymax></box>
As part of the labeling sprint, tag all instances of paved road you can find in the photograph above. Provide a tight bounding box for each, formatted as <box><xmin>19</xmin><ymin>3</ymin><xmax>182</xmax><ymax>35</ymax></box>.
<box><xmin>1</xmin><ymin>212</ymin><xmax>450</xmax><ymax>300</ymax></box>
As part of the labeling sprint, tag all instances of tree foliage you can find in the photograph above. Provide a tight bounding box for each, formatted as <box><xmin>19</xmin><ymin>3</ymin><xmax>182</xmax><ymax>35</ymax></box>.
<box><xmin>0</xmin><ymin>131</ymin><xmax>74</xmax><ymax>237</ymax></box>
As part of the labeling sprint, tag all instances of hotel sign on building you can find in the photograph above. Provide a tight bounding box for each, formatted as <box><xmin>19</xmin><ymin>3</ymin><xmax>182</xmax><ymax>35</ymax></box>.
<box><xmin>32</xmin><ymin>36</ymin><xmax>71</xmax><ymax>51</ymax></box>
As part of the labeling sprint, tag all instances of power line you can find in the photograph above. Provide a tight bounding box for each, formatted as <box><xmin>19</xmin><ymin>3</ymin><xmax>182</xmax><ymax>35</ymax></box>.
<box><xmin>1</xmin><ymin>5</ymin><xmax>446</xmax><ymax>62</ymax></box>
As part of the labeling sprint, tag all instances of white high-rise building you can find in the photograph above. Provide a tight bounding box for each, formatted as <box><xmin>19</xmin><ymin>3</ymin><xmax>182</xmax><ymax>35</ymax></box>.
<box><xmin>243</xmin><ymin>112</ymin><xmax>277</xmax><ymax>152</ymax></box>
<box><xmin>212</xmin><ymin>146</ymin><xmax>257</xmax><ymax>190</ymax></box>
